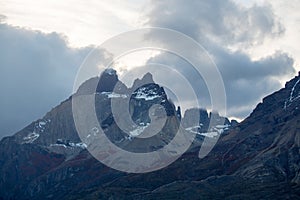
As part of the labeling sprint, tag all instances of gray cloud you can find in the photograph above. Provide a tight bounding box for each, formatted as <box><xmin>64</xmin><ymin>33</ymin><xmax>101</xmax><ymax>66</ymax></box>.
<box><xmin>0</xmin><ymin>22</ymin><xmax>91</xmax><ymax>138</ymax></box>
<box><xmin>143</xmin><ymin>0</ymin><xmax>295</xmax><ymax>119</ymax></box>
<box><xmin>215</xmin><ymin>48</ymin><xmax>294</xmax><ymax>117</ymax></box>
<box><xmin>145</xmin><ymin>0</ymin><xmax>284</xmax><ymax>47</ymax></box>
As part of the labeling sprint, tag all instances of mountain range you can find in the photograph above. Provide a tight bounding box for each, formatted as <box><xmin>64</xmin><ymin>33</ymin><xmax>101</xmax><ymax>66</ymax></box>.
<box><xmin>0</xmin><ymin>69</ymin><xmax>299</xmax><ymax>199</ymax></box>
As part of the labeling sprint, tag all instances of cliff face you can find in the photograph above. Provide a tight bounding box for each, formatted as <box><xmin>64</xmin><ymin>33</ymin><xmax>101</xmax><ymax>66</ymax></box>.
<box><xmin>1</xmin><ymin>71</ymin><xmax>299</xmax><ymax>200</ymax></box>
<box><xmin>215</xmin><ymin>72</ymin><xmax>300</xmax><ymax>182</ymax></box>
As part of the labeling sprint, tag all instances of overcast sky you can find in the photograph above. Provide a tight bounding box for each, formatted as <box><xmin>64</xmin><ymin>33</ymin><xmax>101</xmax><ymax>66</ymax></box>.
<box><xmin>0</xmin><ymin>0</ymin><xmax>299</xmax><ymax>138</ymax></box>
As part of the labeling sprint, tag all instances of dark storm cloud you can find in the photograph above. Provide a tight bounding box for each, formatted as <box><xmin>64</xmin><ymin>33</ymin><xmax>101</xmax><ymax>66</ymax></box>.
<box><xmin>145</xmin><ymin>0</ymin><xmax>284</xmax><ymax>47</ymax></box>
<box><xmin>0</xmin><ymin>22</ymin><xmax>91</xmax><ymax>138</ymax></box>
<box><xmin>144</xmin><ymin>0</ymin><xmax>295</xmax><ymax>119</ymax></box>
<box><xmin>215</xmin><ymin>48</ymin><xmax>294</xmax><ymax>117</ymax></box>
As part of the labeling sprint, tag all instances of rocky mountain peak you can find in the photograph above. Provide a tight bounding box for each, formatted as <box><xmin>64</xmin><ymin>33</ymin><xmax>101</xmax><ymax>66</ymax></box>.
<box><xmin>103</xmin><ymin>68</ymin><xmax>117</xmax><ymax>76</ymax></box>
<box><xmin>131</xmin><ymin>72</ymin><xmax>154</xmax><ymax>90</ymax></box>
<box><xmin>97</xmin><ymin>68</ymin><xmax>119</xmax><ymax>93</ymax></box>
<box><xmin>141</xmin><ymin>72</ymin><xmax>154</xmax><ymax>82</ymax></box>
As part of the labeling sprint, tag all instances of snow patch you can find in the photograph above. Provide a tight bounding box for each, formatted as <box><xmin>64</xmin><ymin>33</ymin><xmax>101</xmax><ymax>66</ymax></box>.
<box><xmin>69</xmin><ymin>142</ymin><xmax>87</xmax><ymax>149</ymax></box>
<box><xmin>133</xmin><ymin>87</ymin><xmax>161</xmax><ymax>100</ymax></box>
<box><xmin>129</xmin><ymin>123</ymin><xmax>150</xmax><ymax>137</ymax></box>
<box><xmin>22</xmin><ymin>118</ymin><xmax>50</xmax><ymax>144</ymax></box>
<box><xmin>39</xmin><ymin>121</ymin><xmax>46</xmax><ymax>126</ymax></box>
<box><xmin>211</xmin><ymin>124</ymin><xmax>230</xmax><ymax>134</ymax></box>
<box><xmin>215</xmin><ymin>124</ymin><xmax>230</xmax><ymax>129</ymax></box>
<box><xmin>50</xmin><ymin>143</ymin><xmax>67</xmax><ymax>148</ymax></box>
<box><xmin>50</xmin><ymin>142</ymin><xmax>87</xmax><ymax>149</ymax></box>
<box><xmin>290</xmin><ymin>78</ymin><xmax>300</xmax><ymax>101</ymax></box>
<box><xmin>23</xmin><ymin>132</ymin><xmax>39</xmax><ymax>143</ymax></box>
<box><xmin>100</xmin><ymin>92</ymin><xmax>127</xmax><ymax>98</ymax></box>
<box><xmin>185</xmin><ymin>125</ymin><xmax>202</xmax><ymax>134</ymax></box>
<box><xmin>34</xmin><ymin>119</ymin><xmax>50</xmax><ymax>133</ymax></box>
<box><xmin>185</xmin><ymin>124</ymin><xmax>230</xmax><ymax>138</ymax></box>
<box><xmin>185</xmin><ymin>126</ymin><xmax>218</xmax><ymax>138</ymax></box>
<box><xmin>134</xmin><ymin>94</ymin><xmax>160</xmax><ymax>101</ymax></box>
<box><xmin>284</xmin><ymin>78</ymin><xmax>300</xmax><ymax>109</ymax></box>
<box><xmin>199</xmin><ymin>132</ymin><xmax>219</xmax><ymax>138</ymax></box>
